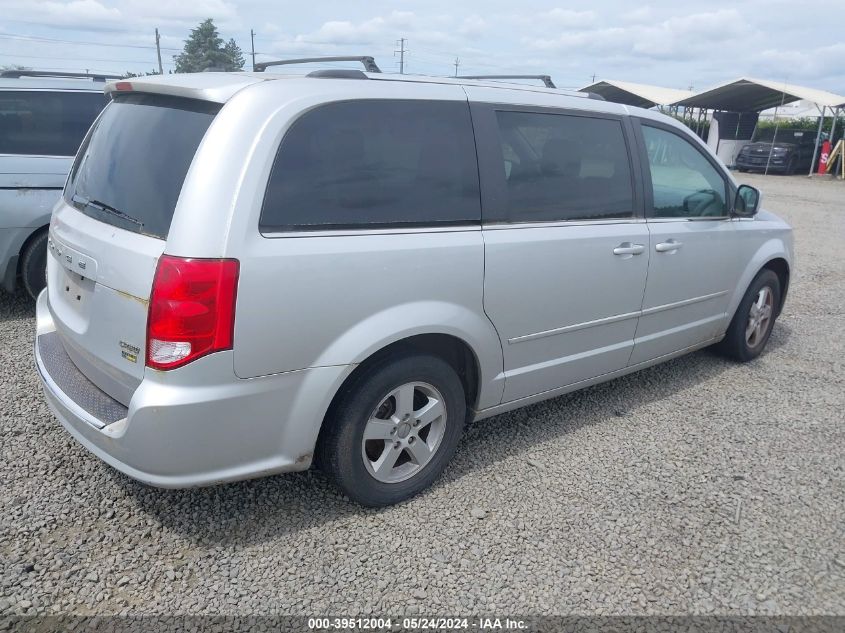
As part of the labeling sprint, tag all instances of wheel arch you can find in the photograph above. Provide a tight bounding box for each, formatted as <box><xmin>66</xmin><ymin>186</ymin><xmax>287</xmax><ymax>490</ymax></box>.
<box><xmin>325</xmin><ymin>332</ymin><xmax>484</xmax><ymax>416</ymax></box>
<box><xmin>2</xmin><ymin>223</ymin><xmax>49</xmax><ymax>293</ymax></box>
<box><xmin>726</xmin><ymin>238</ymin><xmax>792</xmax><ymax>326</ymax></box>
<box><xmin>762</xmin><ymin>257</ymin><xmax>790</xmax><ymax>316</ymax></box>
<box><xmin>19</xmin><ymin>223</ymin><xmax>49</xmax><ymax>258</ymax></box>
<box><xmin>310</xmin><ymin>300</ymin><xmax>504</xmax><ymax>408</ymax></box>
<box><xmin>314</xmin><ymin>331</ymin><xmax>491</xmax><ymax>464</ymax></box>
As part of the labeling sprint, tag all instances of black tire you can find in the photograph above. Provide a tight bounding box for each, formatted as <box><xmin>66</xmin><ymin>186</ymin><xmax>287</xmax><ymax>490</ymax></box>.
<box><xmin>717</xmin><ymin>269</ymin><xmax>781</xmax><ymax>362</ymax></box>
<box><xmin>317</xmin><ymin>353</ymin><xmax>466</xmax><ymax>506</ymax></box>
<box><xmin>21</xmin><ymin>231</ymin><xmax>48</xmax><ymax>300</ymax></box>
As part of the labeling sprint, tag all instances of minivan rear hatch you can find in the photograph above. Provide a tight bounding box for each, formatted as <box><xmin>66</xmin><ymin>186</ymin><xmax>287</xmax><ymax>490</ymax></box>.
<box><xmin>47</xmin><ymin>92</ymin><xmax>220</xmax><ymax>405</ymax></box>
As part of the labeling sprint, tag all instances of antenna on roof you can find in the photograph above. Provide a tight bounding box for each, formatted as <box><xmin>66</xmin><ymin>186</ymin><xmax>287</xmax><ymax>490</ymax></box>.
<box><xmin>254</xmin><ymin>56</ymin><xmax>381</xmax><ymax>73</ymax></box>
<box><xmin>457</xmin><ymin>74</ymin><xmax>557</xmax><ymax>89</ymax></box>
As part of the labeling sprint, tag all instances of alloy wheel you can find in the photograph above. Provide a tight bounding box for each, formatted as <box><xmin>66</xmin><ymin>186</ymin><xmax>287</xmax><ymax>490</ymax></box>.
<box><xmin>361</xmin><ymin>381</ymin><xmax>447</xmax><ymax>484</ymax></box>
<box><xmin>746</xmin><ymin>286</ymin><xmax>774</xmax><ymax>348</ymax></box>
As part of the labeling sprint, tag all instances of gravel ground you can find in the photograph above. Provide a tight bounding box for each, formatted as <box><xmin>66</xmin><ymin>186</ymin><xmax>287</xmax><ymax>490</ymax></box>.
<box><xmin>1</xmin><ymin>174</ymin><xmax>843</xmax><ymax>618</ymax></box>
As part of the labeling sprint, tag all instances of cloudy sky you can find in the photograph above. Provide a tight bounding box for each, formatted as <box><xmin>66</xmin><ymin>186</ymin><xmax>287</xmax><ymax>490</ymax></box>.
<box><xmin>1</xmin><ymin>0</ymin><xmax>843</xmax><ymax>93</ymax></box>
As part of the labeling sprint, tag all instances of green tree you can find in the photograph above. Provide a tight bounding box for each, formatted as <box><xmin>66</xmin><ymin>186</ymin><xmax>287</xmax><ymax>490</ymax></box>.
<box><xmin>223</xmin><ymin>38</ymin><xmax>245</xmax><ymax>71</ymax></box>
<box><xmin>122</xmin><ymin>69</ymin><xmax>162</xmax><ymax>78</ymax></box>
<box><xmin>174</xmin><ymin>18</ymin><xmax>241</xmax><ymax>73</ymax></box>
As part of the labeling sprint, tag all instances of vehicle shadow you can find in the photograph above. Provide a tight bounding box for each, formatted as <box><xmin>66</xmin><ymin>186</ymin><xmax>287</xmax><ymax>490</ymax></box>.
<box><xmin>117</xmin><ymin>323</ymin><xmax>792</xmax><ymax>547</ymax></box>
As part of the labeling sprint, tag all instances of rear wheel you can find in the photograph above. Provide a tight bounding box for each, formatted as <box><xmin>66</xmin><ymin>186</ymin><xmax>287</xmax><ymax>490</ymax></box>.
<box><xmin>318</xmin><ymin>353</ymin><xmax>466</xmax><ymax>506</ymax></box>
<box><xmin>717</xmin><ymin>269</ymin><xmax>781</xmax><ymax>362</ymax></box>
<box><xmin>21</xmin><ymin>231</ymin><xmax>48</xmax><ymax>300</ymax></box>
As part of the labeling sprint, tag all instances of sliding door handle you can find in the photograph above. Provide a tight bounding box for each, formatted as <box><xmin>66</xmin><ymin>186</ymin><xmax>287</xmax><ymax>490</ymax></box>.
<box><xmin>613</xmin><ymin>243</ymin><xmax>645</xmax><ymax>256</ymax></box>
<box><xmin>655</xmin><ymin>240</ymin><xmax>683</xmax><ymax>252</ymax></box>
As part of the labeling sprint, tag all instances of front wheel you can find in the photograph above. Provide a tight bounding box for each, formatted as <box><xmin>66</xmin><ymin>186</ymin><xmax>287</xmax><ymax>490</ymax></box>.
<box><xmin>317</xmin><ymin>353</ymin><xmax>466</xmax><ymax>506</ymax></box>
<box><xmin>717</xmin><ymin>269</ymin><xmax>781</xmax><ymax>362</ymax></box>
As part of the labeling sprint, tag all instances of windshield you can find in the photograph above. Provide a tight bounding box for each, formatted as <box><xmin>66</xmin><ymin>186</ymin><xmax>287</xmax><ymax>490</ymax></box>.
<box><xmin>66</xmin><ymin>93</ymin><xmax>220</xmax><ymax>239</ymax></box>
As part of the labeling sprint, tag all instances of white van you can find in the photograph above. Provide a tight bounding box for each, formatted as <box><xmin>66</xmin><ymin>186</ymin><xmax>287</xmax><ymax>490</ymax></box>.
<box><xmin>35</xmin><ymin>61</ymin><xmax>792</xmax><ymax>506</ymax></box>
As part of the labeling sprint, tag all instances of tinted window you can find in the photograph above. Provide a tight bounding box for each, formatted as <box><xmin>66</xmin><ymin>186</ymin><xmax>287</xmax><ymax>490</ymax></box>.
<box><xmin>0</xmin><ymin>90</ymin><xmax>106</xmax><ymax>156</ymax></box>
<box><xmin>493</xmin><ymin>111</ymin><xmax>634</xmax><ymax>222</ymax></box>
<box><xmin>642</xmin><ymin>125</ymin><xmax>727</xmax><ymax>218</ymax></box>
<box><xmin>260</xmin><ymin>100</ymin><xmax>480</xmax><ymax>231</ymax></box>
<box><xmin>66</xmin><ymin>94</ymin><xmax>219</xmax><ymax>239</ymax></box>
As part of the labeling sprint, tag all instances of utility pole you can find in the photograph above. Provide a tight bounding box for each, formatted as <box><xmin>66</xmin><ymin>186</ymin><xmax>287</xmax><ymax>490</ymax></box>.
<box><xmin>395</xmin><ymin>38</ymin><xmax>406</xmax><ymax>74</ymax></box>
<box><xmin>454</xmin><ymin>57</ymin><xmax>460</xmax><ymax>77</ymax></box>
<box><xmin>155</xmin><ymin>28</ymin><xmax>163</xmax><ymax>74</ymax></box>
<box><xmin>250</xmin><ymin>29</ymin><xmax>256</xmax><ymax>71</ymax></box>
<box><xmin>591</xmin><ymin>72</ymin><xmax>596</xmax><ymax>83</ymax></box>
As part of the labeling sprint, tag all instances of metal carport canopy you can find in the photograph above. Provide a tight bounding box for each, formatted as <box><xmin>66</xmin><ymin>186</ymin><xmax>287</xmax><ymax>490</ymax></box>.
<box><xmin>578</xmin><ymin>79</ymin><xmax>694</xmax><ymax>108</ymax></box>
<box><xmin>672</xmin><ymin>77</ymin><xmax>845</xmax><ymax>111</ymax></box>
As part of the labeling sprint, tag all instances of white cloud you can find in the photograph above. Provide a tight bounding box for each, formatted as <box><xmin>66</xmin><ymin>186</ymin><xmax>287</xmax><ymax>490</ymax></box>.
<box><xmin>458</xmin><ymin>15</ymin><xmax>487</xmax><ymax>38</ymax></box>
<box><xmin>46</xmin><ymin>0</ymin><xmax>121</xmax><ymax>20</ymax></box>
<box><xmin>4</xmin><ymin>0</ymin><xmax>122</xmax><ymax>28</ymax></box>
<box><xmin>753</xmin><ymin>43</ymin><xmax>845</xmax><ymax>82</ymax></box>
<box><xmin>541</xmin><ymin>8</ymin><xmax>597</xmax><ymax>28</ymax></box>
<box><xmin>528</xmin><ymin>8</ymin><xmax>754</xmax><ymax>63</ymax></box>
<box><xmin>0</xmin><ymin>1</ymin><xmax>842</xmax><ymax>94</ymax></box>
<box><xmin>620</xmin><ymin>6</ymin><xmax>654</xmax><ymax>23</ymax></box>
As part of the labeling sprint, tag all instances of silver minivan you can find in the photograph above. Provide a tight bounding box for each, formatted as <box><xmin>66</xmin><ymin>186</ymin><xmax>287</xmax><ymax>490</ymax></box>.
<box><xmin>1</xmin><ymin>71</ymin><xmax>111</xmax><ymax>298</ymax></box>
<box><xmin>34</xmin><ymin>66</ymin><xmax>793</xmax><ymax>506</ymax></box>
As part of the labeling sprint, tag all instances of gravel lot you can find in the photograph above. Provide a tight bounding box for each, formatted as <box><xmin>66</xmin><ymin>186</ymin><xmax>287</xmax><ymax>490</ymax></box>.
<box><xmin>1</xmin><ymin>174</ymin><xmax>843</xmax><ymax>618</ymax></box>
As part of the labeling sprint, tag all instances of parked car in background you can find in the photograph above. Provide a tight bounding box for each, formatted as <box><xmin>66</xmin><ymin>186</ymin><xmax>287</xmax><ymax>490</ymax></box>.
<box><xmin>34</xmin><ymin>69</ymin><xmax>792</xmax><ymax>506</ymax></box>
<box><xmin>0</xmin><ymin>70</ymin><xmax>112</xmax><ymax>299</ymax></box>
<box><xmin>736</xmin><ymin>128</ymin><xmax>818</xmax><ymax>174</ymax></box>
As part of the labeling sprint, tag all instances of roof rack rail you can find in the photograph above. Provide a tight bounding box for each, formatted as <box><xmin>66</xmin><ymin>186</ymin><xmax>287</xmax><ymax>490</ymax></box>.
<box><xmin>457</xmin><ymin>74</ymin><xmax>557</xmax><ymax>89</ymax></box>
<box><xmin>0</xmin><ymin>70</ymin><xmax>122</xmax><ymax>81</ymax></box>
<box><xmin>254</xmin><ymin>56</ymin><xmax>381</xmax><ymax>73</ymax></box>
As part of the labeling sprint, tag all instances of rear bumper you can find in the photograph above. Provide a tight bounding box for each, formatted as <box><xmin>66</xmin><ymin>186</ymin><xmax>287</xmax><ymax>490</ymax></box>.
<box><xmin>34</xmin><ymin>290</ymin><xmax>350</xmax><ymax>488</ymax></box>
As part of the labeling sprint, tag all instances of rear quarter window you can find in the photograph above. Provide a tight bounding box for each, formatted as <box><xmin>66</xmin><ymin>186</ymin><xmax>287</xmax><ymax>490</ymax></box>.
<box><xmin>0</xmin><ymin>90</ymin><xmax>106</xmax><ymax>156</ymax></box>
<box><xmin>260</xmin><ymin>99</ymin><xmax>481</xmax><ymax>232</ymax></box>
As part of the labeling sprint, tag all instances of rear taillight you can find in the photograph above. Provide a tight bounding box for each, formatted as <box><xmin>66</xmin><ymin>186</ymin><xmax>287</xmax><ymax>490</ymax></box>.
<box><xmin>146</xmin><ymin>256</ymin><xmax>239</xmax><ymax>371</ymax></box>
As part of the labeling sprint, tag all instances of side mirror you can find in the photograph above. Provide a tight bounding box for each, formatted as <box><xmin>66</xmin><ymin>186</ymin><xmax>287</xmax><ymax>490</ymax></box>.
<box><xmin>734</xmin><ymin>184</ymin><xmax>760</xmax><ymax>217</ymax></box>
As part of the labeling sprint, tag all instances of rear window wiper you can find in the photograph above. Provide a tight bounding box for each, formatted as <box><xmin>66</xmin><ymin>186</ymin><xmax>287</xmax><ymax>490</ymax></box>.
<box><xmin>71</xmin><ymin>194</ymin><xmax>144</xmax><ymax>229</ymax></box>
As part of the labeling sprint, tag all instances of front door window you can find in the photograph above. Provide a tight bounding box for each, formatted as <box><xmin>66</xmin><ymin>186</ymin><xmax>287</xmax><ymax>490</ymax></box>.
<box><xmin>642</xmin><ymin>125</ymin><xmax>728</xmax><ymax>218</ymax></box>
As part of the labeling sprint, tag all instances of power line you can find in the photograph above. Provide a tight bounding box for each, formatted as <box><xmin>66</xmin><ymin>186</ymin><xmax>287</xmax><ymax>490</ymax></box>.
<box><xmin>0</xmin><ymin>33</ymin><xmax>181</xmax><ymax>52</ymax></box>
<box><xmin>0</xmin><ymin>50</ymin><xmax>168</xmax><ymax>65</ymax></box>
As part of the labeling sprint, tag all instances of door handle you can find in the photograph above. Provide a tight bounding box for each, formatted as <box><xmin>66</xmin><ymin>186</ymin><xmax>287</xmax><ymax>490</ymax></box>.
<box><xmin>613</xmin><ymin>243</ymin><xmax>645</xmax><ymax>256</ymax></box>
<box><xmin>655</xmin><ymin>240</ymin><xmax>683</xmax><ymax>252</ymax></box>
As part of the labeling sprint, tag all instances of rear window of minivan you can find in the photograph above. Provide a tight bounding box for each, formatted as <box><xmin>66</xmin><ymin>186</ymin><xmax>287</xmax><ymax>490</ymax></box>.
<box><xmin>66</xmin><ymin>93</ymin><xmax>219</xmax><ymax>239</ymax></box>
<box><xmin>260</xmin><ymin>99</ymin><xmax>481</xmax><ymax>232</ymax></box>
